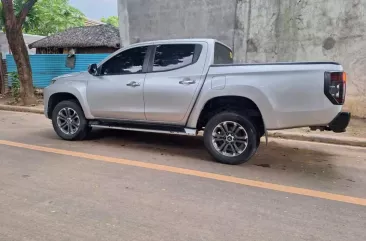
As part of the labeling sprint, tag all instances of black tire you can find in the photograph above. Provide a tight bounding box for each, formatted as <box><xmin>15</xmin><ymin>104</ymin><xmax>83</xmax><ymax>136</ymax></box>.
<box><xmin>204</xmin><ymin>111</ymin><xmax>259</xmax><ymax>165</ymax></box>
<box><xmin>255</xmin><ymin>122</ymin><xmax>265</xmax><ymax>148</ymax></box>
<box><xmin>52</xmin><ymin>100</ymin><xmax>91</xmax><ymax>141</ymax></box>
<box><xmin>256</xmin><ymin>133</ymin><xmax>262</xmax><ymax>148</ymax></box>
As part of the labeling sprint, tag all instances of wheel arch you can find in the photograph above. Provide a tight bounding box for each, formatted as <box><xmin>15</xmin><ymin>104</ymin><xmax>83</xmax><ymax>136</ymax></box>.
<box><xmin>186</xmin><ymin>82</ymin><xmax>275</xmax><ymax>129</ymax></box>
<box><xmin>196</xmin><ymin>96</ymin><xmax>265</xmax><ymax>136</ymax></box>
<box><xmin>47</xmin><ymin>91</ymin><xmax>90</xmax><ymax>119</ymax></box>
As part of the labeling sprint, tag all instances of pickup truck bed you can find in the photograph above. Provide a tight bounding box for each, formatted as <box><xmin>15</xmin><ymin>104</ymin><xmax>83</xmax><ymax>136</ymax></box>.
<box><xmin>197</xmin><ymin>62</ymin><xmax>344</xmax><ymax>130</ymax></box>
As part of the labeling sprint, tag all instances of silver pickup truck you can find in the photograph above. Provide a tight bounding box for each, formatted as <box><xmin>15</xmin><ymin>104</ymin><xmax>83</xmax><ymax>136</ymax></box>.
<box><xmin>44</xmin><ymin>38</ymin><xmax>350</xmax><ymax>165</ymax></box>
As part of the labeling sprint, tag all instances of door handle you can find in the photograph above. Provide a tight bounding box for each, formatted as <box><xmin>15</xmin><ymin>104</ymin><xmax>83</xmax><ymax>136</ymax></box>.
<box><xmin>179</xmin><ymin>79</ymin><xmax>196</xmax><ymax>85</ymax></box>
<box><xmin>126</xmin><ymin>81</ymin><xmax>140</xmax><ymax>87</ymax></box>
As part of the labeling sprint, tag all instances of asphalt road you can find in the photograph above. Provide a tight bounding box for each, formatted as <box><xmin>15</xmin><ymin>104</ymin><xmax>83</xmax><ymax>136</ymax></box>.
<box><xmin>0</xmin><ymin>110</ymin><xmax>365</xmax><ymax>241</ymax></box>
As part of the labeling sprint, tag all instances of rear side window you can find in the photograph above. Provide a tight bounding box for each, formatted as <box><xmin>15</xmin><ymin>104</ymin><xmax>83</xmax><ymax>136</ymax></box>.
<box><xmin>152</xmin><ymin>44</ymin><xmax>200</xmax><ymax>72</ymax></box>
<box><xmin>214</xmin><ymin>43</ymin><xmax>233</xmax><ymax>65</ymax></box>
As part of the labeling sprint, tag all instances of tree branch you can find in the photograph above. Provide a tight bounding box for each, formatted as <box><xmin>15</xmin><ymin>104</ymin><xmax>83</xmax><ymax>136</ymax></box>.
<box><xmin>17</xmin><ymin>0</ymin><xmax>38</xmax><ymax>25</ymax></box>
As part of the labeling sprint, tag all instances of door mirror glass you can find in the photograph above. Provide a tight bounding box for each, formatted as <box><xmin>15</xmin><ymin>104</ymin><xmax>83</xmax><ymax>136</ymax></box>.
<box><xmin>88</xmin><ymin>63</ymin><xmax>98</xmax><ymax>76</ymax></box>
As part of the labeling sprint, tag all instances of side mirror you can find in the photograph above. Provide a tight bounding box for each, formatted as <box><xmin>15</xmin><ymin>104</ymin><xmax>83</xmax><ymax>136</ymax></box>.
<box><xmin>88</xmin><ymin>63</ymin><xmax>99</xmax><ymax>76</ymax></box>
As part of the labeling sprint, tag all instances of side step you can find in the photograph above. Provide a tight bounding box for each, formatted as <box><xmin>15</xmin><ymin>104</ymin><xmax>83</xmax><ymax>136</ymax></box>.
<box><xmin>89</xmin><ymin>120</ymin><xmax>197</xmax><ymax>136</ymax></box>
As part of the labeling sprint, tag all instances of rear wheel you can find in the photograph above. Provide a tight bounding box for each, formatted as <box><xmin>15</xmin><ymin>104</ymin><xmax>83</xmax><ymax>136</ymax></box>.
<box><xmin>204</xmin><ymin>112</ymin><xmax>259</xmax><ymax>165</ymax></box>
<box><xmin>52</xmin><ymin>100</ymin><xmax>91</xmax><ymax>141</ymax></box>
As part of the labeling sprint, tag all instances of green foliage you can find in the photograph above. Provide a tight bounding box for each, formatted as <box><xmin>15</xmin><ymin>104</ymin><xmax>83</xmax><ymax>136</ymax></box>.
<box><xmin>101</xmin><ymin>16</ymin><xmax>119</xmax><ymax>27</ymax></box>
<box><xmin>25</xmin><ymin>0</ymin><xmax>86</xmax><ymax>35</ymax></box>
<box><xmin>0</xmin><ymin>0</ymin><xmax>86</xmax><ymax>36</ymax></box>
<box><xmin>9</xmin><ymin>72</ymin><xmax>20</xmax><ymax>102</ymax></box>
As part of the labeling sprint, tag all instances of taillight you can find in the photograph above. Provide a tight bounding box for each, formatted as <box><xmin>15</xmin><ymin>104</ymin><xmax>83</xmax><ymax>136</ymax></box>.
<box><xmin>324</xmin><ymin>71</ymin><xmax>347</xmax><ymax>105</ymax></box>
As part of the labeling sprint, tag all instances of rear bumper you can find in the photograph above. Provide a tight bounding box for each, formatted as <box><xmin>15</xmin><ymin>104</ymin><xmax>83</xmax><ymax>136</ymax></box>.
<box><xmin>310</xmin><ymin>112</ymin><xmax>351</xmax><ymax>133</ymax></box>
<box><xmin>328</xmin><ymin>112</ymin><xmax>351</xmax><ymax>133</ymax></box>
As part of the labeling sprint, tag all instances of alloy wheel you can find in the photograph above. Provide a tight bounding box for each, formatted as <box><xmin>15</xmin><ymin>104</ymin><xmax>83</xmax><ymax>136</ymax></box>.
<box><xmin>211</xmin><ymin>121</ymin><xmax>248</xmax><ymax>157</ymax></box>
<box><xmin>56</xmin><ymin>107</ymin><xmax>81</xmax><ymax>135</ymax></box>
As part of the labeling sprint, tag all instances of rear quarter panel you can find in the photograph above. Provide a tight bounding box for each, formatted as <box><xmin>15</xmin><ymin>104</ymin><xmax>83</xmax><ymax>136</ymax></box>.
<box><xmin>187</xmin><ymin>63</ymin><xmax>344</xmax><ymax>130</ymax></box>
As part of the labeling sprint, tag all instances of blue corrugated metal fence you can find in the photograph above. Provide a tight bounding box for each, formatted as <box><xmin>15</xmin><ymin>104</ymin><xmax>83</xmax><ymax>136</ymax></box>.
<box><xmin>6</xmin><ymin>54</ymin><xmax>109</xmax><ymax>88</ymax></box>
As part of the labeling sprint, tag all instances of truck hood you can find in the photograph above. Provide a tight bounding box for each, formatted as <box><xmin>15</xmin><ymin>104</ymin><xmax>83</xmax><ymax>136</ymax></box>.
<box><xmin>53</xmin><ymin>71</ymin><xmax>90</xmax><ymax>82</ymax></box>
<box><xmin>54</xmin><ymin>72</ymin><xmax>87</xmax><ymax>80</ymax></box>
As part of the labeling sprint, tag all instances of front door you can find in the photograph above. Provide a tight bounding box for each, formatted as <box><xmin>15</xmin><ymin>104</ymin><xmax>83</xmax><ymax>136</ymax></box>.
<box><xmin>86</xmin><ymin>46</ymin><xmax>149</xmax><ymax>120</ymax></box>
<box><xmin>144</xmin><ymin>42</ymin><xmax>207</xmax><ymax>125</ymax></box>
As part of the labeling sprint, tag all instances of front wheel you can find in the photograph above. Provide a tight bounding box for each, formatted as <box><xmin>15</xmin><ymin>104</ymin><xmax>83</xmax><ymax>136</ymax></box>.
<box><xmin>52</xmin><ymin>100</ymin><xmax>91</xmax><ymax>141</ymax></box>
<box><xmin>204</xmin><ymin>112</ymin><xmax>259</xmax><ymax>165</ymax></box>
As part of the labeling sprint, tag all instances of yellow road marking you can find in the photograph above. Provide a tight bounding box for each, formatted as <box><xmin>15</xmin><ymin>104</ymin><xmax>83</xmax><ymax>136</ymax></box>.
<box><xmin>1</xmin><ymin>139</ymin><xmax>366</xmax><ymax>206</ymax></box>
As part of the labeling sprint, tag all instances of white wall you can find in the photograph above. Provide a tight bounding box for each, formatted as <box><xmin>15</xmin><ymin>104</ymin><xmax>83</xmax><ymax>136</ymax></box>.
<box><xmin>0</xmin><ymin>32</ymin><xmax>45</xmax><ymax>58</ymax></box>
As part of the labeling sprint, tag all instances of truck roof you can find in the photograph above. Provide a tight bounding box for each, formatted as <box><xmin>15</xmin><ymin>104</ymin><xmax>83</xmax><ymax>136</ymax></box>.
<box><xmin>127</xmin><ymin>38</ymin><xmax>232</xmax><ymax>51</ymax></box>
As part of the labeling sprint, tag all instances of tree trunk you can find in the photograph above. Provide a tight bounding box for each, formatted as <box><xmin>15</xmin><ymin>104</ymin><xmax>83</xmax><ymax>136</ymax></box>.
<box><xmin>5</xmin><ymin>27</ymin><xmax>37</xmax><ymax>105</ymax></box>
<box><xmin>1</xmin><ymin>0</ymin><xmax>38</xmax><ymax>106</ymax></box>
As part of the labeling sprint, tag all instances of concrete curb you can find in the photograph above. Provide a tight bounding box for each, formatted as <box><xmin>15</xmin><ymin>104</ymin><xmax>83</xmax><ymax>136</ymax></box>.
<box><xmin>1</xmin><ymin>104</ymin><xmax>365</xmax><ymax>148</ymax></box>
<box><xmin>269</xmin><ymin>131</ymin><xmax>366</xmax><ymax>148</ymax></box>
<box><xmin>0</xmin><ymin>104</ymin><xmax>44</xmax><ymax>115</ymax></box>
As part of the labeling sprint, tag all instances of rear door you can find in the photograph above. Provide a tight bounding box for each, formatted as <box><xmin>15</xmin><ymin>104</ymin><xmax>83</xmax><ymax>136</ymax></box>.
<box><xmin>143</xmin><ymin>42</ymin><xmax>208</xmax><ymax>125</ymax></box>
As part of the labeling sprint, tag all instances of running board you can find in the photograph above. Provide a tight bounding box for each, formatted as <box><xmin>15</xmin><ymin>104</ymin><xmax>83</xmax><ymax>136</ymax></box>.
<box><xmin>89</xmin><ymin>121</ymin><xmax>197</xmax><ymax>136</ymax></box>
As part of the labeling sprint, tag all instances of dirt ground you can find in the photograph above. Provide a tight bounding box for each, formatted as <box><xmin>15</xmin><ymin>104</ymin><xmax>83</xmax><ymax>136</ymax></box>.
<box><xmin>343</xmin><ymin>118</ymin><xmax>366</xmax><ymax>137</ymax></box>
<box><xmin>0</xmin><ymin>92</ymin><xmax>43</xmax><ymax>107</ymax></box>
<box><xmin>280</xmin><ymin>118</ymin><xmax>366</xmax><ymax>138</ymax></box>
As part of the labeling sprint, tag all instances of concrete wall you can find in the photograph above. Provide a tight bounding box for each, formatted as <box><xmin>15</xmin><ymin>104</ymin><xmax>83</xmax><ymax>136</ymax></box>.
<box><xmin>120</xmin><ymin>0</ymin><xmax>366</xmax><ymax>117</ymax></box>
<box><xmin>118</xmin><ymin>0</ymin><xmax>130</xmax><ymax>46</ymax></box>
<box><xmin>240</xmin><ymin>0</ymin><xmax>366</xmax><ymax>117</ymax></box>
<box><xmin>126</xmin><ymin>0</ymin><xmax>237</xmax><ymax>46</ymax></box>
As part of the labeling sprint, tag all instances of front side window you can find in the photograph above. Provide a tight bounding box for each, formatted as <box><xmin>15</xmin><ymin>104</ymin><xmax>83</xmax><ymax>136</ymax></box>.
<box><xmin>101</xmin><ymin>46</ymin><xmax>148</xmax><ymax>75</ymax></box>
<box><xmin>152</xmin><ymin>44</ymin><xmax>196</xmax><ymax>72</ymax></box>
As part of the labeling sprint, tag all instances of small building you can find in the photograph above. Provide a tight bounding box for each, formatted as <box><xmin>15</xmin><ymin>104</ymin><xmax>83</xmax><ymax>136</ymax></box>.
<box><xmin>28</xmin><ymin>24</ymin><xmax>121</xmax><ymax>54</ymax></box>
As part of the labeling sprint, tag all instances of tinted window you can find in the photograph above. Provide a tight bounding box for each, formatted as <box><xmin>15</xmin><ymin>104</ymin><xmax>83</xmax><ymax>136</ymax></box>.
<box><xmin>214</xmin><ymin>43</ymin><xmax>233</xmax><ymax>64</ymax></box>
<box><xmin>101</xmin><ymin>46</ymin><xmax>148</xmax><ymax>75</ymax></box>
<box><xmin>153</xmin><ymin>44</ymin><xmax>196</xmax><ymax>72</ymax></box>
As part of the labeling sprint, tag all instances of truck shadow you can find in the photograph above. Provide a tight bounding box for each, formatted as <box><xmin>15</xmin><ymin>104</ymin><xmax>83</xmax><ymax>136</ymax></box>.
<box><xmin>86</xmin><ymin>128</ymin><xmax>340</xmax><ymax>180</ymax></box>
